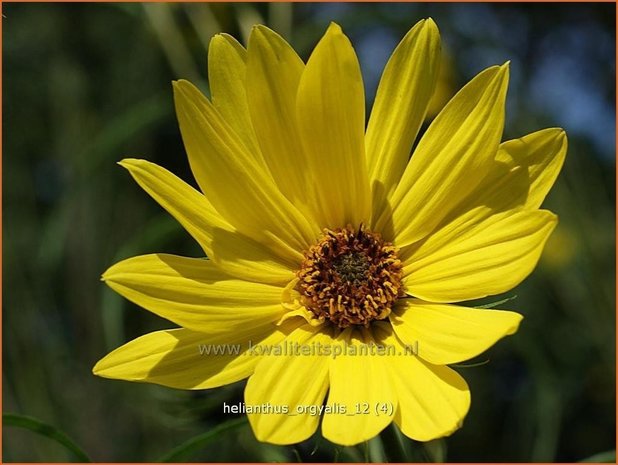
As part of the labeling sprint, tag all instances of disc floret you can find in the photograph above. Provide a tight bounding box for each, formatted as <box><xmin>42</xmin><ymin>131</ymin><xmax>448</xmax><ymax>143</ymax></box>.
<box><xmin>297</xmin><ymin>225</ymin><xmax>403</xmax><ymax>328</ymax></box>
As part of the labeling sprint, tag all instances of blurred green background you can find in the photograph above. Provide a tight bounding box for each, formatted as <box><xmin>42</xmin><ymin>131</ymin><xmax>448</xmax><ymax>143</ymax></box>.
<box><xmin>3</xmin><ymin>2</ymin><xmax>615</xmax><ymax>462</ymax></box>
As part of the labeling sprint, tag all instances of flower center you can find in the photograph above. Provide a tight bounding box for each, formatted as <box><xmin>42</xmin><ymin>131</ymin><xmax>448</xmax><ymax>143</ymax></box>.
<box><xmin>297</xmin><ymin>225</ymin><xmax>403</xmax><ymax>328</ymax></box>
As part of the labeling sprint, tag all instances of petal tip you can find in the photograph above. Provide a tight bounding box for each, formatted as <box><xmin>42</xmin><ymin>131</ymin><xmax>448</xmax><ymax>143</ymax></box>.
<box><xmin>506</xmin><ymin>311</ymin><xmax>524</xmax><ymax>335</ymax></box>
<box><xmin>500</xmin><ymin>61</ymin><xmax>511</xmax><ymax>79</ymax></box>
<box><xmin>326</xmin><ymin>21</ymin><xmax>343</xmax><ymax>35</ymax></box>
<box><xmin>173</xmin><ymin>79</ymin><xmax>194</xmax><ymax>94</ymax></box>
<box><xmin>101</xmin><ymin>264</ymin><xmax>117</xmax><ymax>283</ymax></box>
<box><xmin>424</xmin><ymin>17</ymin><xmax>439</xmax><ymax>33</ymax></box>
<box><xmin>545</xmin><ymin>127</ymin><xmax>568</xmax><ymax>150</ymax></box>
<box><xmin>249</xmin><ymin>23</ymin><xmax>264</xmax><ymax>38</ymax></box>
<box><xmin>248</xmin><ymin>24</ymin><xmax>277</xmax><ymax>46</ymax></box>
<box><xmin>117</xmin><ymin>158</ymin><xmax>137</xmax><ymax>169</ymax></box>
<box><xmin>494</xmin><ymin>61</ymin><xmax>511</xmax><ymax>86</ymax></box>
<box><xmin>546</xmin><ymin>211</ymin><xmax>559</xmax><ymax>224</ymax></box>
<box><xmin>92</xmin><ymin>359</ymin><xmax>105</xmax><ymax>376</ymax></box>
<box><xmin>209</xmin><ymin>33</ymin><xmax>227</xmax><ymax>48</ymax></box>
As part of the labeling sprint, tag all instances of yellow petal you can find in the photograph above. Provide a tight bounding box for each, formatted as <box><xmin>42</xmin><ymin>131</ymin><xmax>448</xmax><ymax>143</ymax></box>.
<box><xmin>496</xmin><ymin>128</ymin><xmax>568</xmax><ymax>210</ymax></box>
<box><xmin>296</xmin><ymin>23</ymin><xmax>370</xmax><ymax>228</ymax></box>
<box><xmin>366</xmin><ymin>19</ymin><xmax>441</xmax><ymax>222</ymax></box>
<box><xmin>173</xmin><ymin>80</ymin><xmax>318</xmax><ymax>258</ymax></box>
<box><xmin>245</xmin><ymin>325</ymin><xmax>333</xmax><ymax>444</ymax></box>
<box><xmin>391</xmin><ymin>299</ymin><xmax>522</xmax><ymax>365</ymax></box>
<box><xmin>410</xmin><ymin>128</ymin><xmax>568</xmax><ymax>242</ymax></box>
<box><xmin>209</xmin><ymin>228</ymin><xmax>297</xmax><ymax>285</ymax></box>
<box><xmin>92</xmin><ymin>322</ymin><xmax>292</xmax><ymax>389</ymax></box>
<box><xmin>404</xmin><ymin>210</ymin><xmax>557</xmax><ymax>302</ymax></box>
<box><xmin>119</xmin><ymin>159</ymin><xmax>295</xmax><ymax>285</ymax></box>
<box><xmin>102</xmin><ymin>254</ymin><xmax>285</xmax><ymax>334</ymax></box>
<box><xmin>379</xmin><ymin>64</ymin><xmax>510</xmax><ymax>247</ymax></box>
<box><xmin>246</xmin><ymin>26</ymin><xmax>314</xmax><ymax>215</ymax></box>
<box><xmin>208</xmin><ymin>33</ymin><xmax>264</xmax><ymax>162</ymax></box>
<box><xmin>375</xmin><ymin>324</ymin><xmax>470</xmax><ymax>442</ymax></box>
<box><xmin>321</xmin><ymin>328</ymin><xmax>397</xmax><ymax>446</ymax></box>
<box><xmin>118</xmin><ymin>158</ymin><xmax>229</xmax><ymax>256</ymax></box>
<box><xmin>392</xmin><ymin>362</ymin><xmax>470</xmax><ymax>442</ymax></box>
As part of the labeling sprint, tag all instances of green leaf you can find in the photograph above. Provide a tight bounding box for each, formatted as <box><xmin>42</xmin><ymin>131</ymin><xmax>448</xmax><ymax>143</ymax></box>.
<box><xmin>579</xmin><ymin>449</ymin><xmax>616</xmax><ymax>463</ymax></box>
<box><xmin>451</xmin><ymin>359</ymin><xmax>490</xmax><ymax>368</ymax></box>
<box><xmin>292</xmin><ymin>447</ymin><xmax>303</xmax><ymax>462</ymax></box>
<box><xmin>423</xmin><ymin>438</ymin><xmax>447</xmax><ymax>462</ymax></box>
<box><xmin>367</xmin><ymin>436</ymin><xmax>387</xmax><ymax>462</ymax></box>
<box><xmin>382</xmin><ymin>423</ymin><xmax>414</xmax><ymax>461</ymax></box>
<box><xmin>158</xmin><ymin>417</ymin><xmax>248</xmax><ymax>462</ymax></box>
<box><xmin>333</xmin><ymin>446</ymin><xmax>341</xmax><ymax>462</ymax></box>
<box><xmin>3</xmin><ymin>413</ymin><xmax>91</xmax><ymax>462</ymax></box>
<box><xmin>475</xmin><ymin>294</ymin><xmax>518</xmax><ymax>309</ymax></box>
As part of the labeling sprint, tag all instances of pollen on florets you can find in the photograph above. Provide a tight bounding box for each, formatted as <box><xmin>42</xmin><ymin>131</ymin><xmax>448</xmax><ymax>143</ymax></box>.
<box><xmin>297</xmin><ymin>225</ymin><xmax>403</xmax><ymax>328</ymax></box>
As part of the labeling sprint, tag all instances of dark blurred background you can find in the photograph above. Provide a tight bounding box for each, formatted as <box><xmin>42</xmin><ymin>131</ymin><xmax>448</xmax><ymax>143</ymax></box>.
<box><xmin>3</xmin><ymin>2</ymin><xmax>615</xmax><ymax>462</ymax></box>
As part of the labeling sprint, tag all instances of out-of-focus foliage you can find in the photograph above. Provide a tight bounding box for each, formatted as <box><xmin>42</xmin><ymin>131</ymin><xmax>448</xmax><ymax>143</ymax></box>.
<box><xmin>3</xmin><ymin>3</ymin><xmax>615</xmax><ymax>462</ymax></box>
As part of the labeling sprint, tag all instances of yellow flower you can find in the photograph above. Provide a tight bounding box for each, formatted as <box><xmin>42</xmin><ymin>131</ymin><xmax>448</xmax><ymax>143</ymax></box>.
<box><xmin>93</xmin><ymin>19</ymin><xmax>567</xmax><ymax>446</ymax></box>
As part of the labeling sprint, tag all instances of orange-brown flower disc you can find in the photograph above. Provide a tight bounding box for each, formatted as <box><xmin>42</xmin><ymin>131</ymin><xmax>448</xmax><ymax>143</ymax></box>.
<box><xmin>297</xmin><ymin>225</ymin><xmax>404</xmax><ymax>328</ymax></box>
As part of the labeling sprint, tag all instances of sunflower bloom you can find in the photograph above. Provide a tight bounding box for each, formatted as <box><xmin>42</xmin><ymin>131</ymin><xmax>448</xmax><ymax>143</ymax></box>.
<box><xmin>94</xmin><ymin>19</ymin><xmax>567</xmax><ymax>446</ymax></box>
